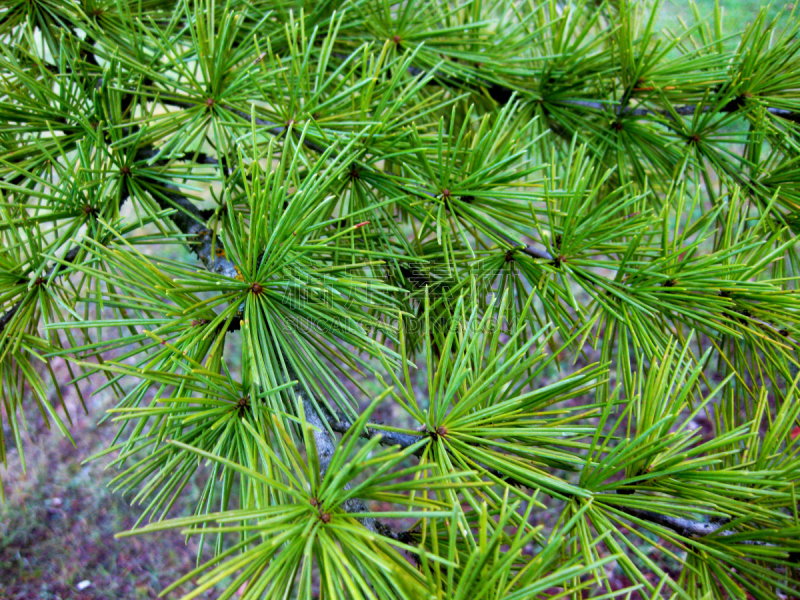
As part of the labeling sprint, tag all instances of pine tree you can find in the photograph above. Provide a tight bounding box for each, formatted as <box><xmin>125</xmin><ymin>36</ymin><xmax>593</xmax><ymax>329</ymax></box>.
<box><xmin>1</xmin><ymin>0</ymin><xmax>800</xmax><ymax>597</ymax></box>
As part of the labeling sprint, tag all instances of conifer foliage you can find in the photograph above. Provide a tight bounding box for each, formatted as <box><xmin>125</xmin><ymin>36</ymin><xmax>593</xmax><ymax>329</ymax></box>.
<box><xmin>2</xmin><ymin>0</ymin><xmax>800</xmax><ymax>597</ymax></box>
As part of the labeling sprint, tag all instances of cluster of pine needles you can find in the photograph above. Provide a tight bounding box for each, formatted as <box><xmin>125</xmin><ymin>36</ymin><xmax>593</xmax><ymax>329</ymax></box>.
<box><xmin>1</xmin><ymin>0</ymin><xmax>800</xmax><ymax>598</ymax></box>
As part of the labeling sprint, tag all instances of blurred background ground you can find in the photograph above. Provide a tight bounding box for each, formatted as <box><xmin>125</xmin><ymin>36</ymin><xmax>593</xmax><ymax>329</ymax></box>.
<box><xmin>0</xmin><ymin>358</ymin><xmax>230</xmax><ymax>600</ymax></box>
<box><xmin>1</xmin><ymin>2</ymin><xmax>797</xmax><ymax>598</ymax></box>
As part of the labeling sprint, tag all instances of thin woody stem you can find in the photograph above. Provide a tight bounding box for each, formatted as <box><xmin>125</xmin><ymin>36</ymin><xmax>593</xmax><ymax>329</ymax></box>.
<box><xmin>292</xmin><ymin>376</ymin><xmax>398</xmax><ymax>538</ymax></box>
<box><xmin>619</xmin><ymin>506</ymin><xmax>727</xmax><ymax>538</ymax></box>
<box><xmin>616</xmin><ymin>505</ymin><xmax>776</xmax><ymax>548</ymax></box>
<box><xmin>329</xmin><ymin>413</ymin><xmax>427</xmax><ymax>454</ymax></box>
<box><xmin>330</xmin><ymin>413</ymin><xmax>768</xmax><ymax>543</ymax></box>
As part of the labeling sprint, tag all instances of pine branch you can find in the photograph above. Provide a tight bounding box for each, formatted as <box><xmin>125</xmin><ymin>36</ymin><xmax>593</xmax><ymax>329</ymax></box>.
<box><xmin>329</xmin><ymin>412</ymin><xmax>426</xmax><ymax>452</ymax></box>
<box><xmin>482</xmin><ymin>222</ymin><xmax>554</xmax><ymax>261</ymax></box>
<box><xmin>620</xmin><ymin>506</ymin><xmax>728</xmax><ymax>538</ymax></box>
<box><xmin>400</xmin><ymin>186</ymin><xmax>554</xmax><ymax>261</ymax></box>
<box><xmin>0</xmin><ymin>301</ymin><xmax>19</xmax><ymax>335</ymax></box>
<box><xmin>329</xmin><ymin>414</ymin><xmax>526</xmax><ymax>488</ymax></box>
<box><xmin>0</xmin><ymin>246</ymin><xmax>81</xmax><ymax>335</ymax></box>
<box><xmin>294</xmin><ymin>381</ymin><xmax>400</xmax><ymax>539</ymax></box>
<box><xmin>330</xmin><ymin>51</ymin><xmax>800</xmax><ymax>126</ymax></box>
<box><xmin>333</xmin><ymin>406</ymin><xmax>794</xmax><ymax>544</ymax></box>
<box><xmin>131</xmin><ymin>148</ymin><xmax>239</xmax><ymax>277</ymax></box>
<box><xmin>0</xmin><ymin>147</ymin><xmax>229</xmax><ymax>336</ymax></box>
<box><xmin>407</xmin><ymin>64</ymin><xmax>800</xmax><ymax>123</ymax></box>
<box><xmin>325</xmin><ymin>53</ymin><xmax>800</xmax><ymax>123</ymax></box>
<box><xmin>618</xmin><ymin>505</ymin><xmax>779</xmax><ymax>549</ymax></box>
<box><xmin>557</xmin><ymin>98</ymin><xmax>800</xmax><ymax>123</ymax></box>
<box><xmin>329</xmin><ymin>412</ymin><xmax>792</xmax><ymax>545</ymax></box>
<box><xmin>135</xmin><ymin>157</ymin><xmax>402</xmax><ymax>538</ymax></box>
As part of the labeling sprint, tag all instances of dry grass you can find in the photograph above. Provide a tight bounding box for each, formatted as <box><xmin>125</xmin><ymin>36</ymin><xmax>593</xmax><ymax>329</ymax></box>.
<box><xmin>0</xmin><ymin>359</ymin><xmax>234</xmax><ymax>599</ymax></box>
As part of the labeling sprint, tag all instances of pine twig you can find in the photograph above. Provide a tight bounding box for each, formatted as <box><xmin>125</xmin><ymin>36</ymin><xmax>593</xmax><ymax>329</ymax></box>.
<box><xmin>617</xmin><ymin>501</ymin><xmax>778</xmax><ymax>547</ymax></box>
<box><xmin>619</xmin><ymin>506</ymin><xmax>727</xmax><ymax>538</ymax></box>
<box><xmin>329</xmin><ymin>413</ymin><xmax>426</xmax><ymax>454</ymax></box>
<box><xmin>329</xmin><ymin>414</ymin><xmax>526</xmax><ymax>488</ymax></box>
<box><xmin>294</xmin><ymin>382</ymin><xmax>400</xmax><ymax>539</ymax></box>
